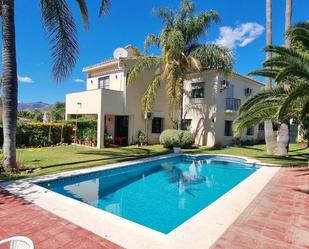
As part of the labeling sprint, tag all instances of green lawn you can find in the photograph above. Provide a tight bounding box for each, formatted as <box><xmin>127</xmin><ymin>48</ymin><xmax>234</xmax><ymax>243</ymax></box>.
<box><xmin>0</xmin><ymin>143</ymin><xmax>308</xmax><ymax>182</ymax></box>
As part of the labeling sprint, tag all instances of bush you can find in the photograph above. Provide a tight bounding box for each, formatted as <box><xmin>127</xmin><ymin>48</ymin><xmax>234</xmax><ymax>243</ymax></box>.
<box><xmin>159</xmin><ymin>129</ymin><xmax>194</xmax><ymax>148</ymax></box>
<box><xmin>65</xmin><ymin>119</ymin><xmax>97</xmax><ymax>143</ymax></box>
<box><xmin>0</xmin><ymin>122</ymin><xmax>73</xmax><ymax>147</ymax></box>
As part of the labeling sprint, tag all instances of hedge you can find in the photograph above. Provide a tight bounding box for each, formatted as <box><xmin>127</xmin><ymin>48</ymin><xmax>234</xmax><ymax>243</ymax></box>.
<box><xmin>159</xmin><ymin>129</ymin><xmax>194</xmax><ymax>148</ymax></box>
<box><xmin>65</xmin><ymin>119</ymin><xmax>97</xmax><ymax>142</ymax></box>
<box><xmin>0</xmin><ymin>122</ymin><xmax>73</xmax><ymax>147</ymax></box>
<box><xmin>0</xmin><ymin>119</ymin><xmax>97</xmax><ymax>148</ymax></box>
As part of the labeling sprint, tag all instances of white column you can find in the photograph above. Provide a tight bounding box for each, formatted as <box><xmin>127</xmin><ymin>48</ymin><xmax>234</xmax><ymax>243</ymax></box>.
<box><xmin>97</xmin><ymin>112</ymin><xmax>105</xmax><ymax>148</ymax></box>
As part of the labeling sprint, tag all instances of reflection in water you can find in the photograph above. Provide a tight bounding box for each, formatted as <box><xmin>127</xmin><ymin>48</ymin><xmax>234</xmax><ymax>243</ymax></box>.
<box><xmin>165</xmin><ymin>160</ymin><xmax>207</xmax><ymax>199</ymax></box>
<box><xmin>41</xmin><ymin>156</ymin><xmax>257</xmax><ymax>234</ymax></box>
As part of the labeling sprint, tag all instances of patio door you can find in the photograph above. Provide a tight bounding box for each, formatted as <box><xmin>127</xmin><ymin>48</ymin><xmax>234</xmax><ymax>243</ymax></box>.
<box><xmin>114</xmin><ymin>115</ymin><xmax>129</xmax><ymax>145</ymax></box>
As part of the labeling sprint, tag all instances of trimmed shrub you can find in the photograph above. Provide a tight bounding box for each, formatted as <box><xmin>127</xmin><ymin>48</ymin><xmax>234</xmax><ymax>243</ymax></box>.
<box><xmin>159</xmin><ymin>129</ymin><xmax>194</xmax><ymax>148</ymax></box>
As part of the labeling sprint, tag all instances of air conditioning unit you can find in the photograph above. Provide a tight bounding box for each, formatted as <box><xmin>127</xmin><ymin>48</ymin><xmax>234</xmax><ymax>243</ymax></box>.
<box><xmin>221</xmin><ymin>79</ymin><xmax>230</xmax><ymax>89</ymax></box>
<box><xmin>244</xmin><ymin>88</ymin><xmax>253</xmax><ymax>96</ymax></box>
<box><xmin>144</xmin><ymin>112</ymin><xmax>153</xmax><ymax>120</ymax></box>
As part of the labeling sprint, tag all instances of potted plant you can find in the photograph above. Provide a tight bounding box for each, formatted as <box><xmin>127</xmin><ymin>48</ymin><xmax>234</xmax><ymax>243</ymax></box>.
<box><xmin>104</xmin><ymin>132</ymin><xmax>113</xmax><ymax>147</ymax></box>
<box><xmin>137</xmin><ymin>130</ymin><xmax>147</xmax><ymax>146</ymax></box>
<box><xmin>296</xmin><ymin>137</ymin><xmax>308</xmax><ymax>148</ymax></box>
<box><xmin>172</xmin><ymin>137</ymin><xmax>182</xmax><ymax>153</ymax></box>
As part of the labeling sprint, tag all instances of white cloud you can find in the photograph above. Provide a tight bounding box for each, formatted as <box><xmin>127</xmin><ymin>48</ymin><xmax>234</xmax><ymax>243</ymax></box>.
<box><xmin>18</xmin><ymin>75</ymin><xmax>34</xmax><ymax>83</ymax></box>
<box><xmin>74</xmin><ymin>78</ymin><xmax>85</xmax><ymax>83</ymax></box>
<box><xmin>215</xmin><ymin>22</ymin><xmax>264</xmax><ymax>49</ymax></box>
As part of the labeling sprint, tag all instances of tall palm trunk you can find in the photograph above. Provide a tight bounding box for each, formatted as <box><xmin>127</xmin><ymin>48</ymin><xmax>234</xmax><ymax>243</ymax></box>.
<box><xmin>276</xmin><ymin>0</ymin><xmax>292</xmax><ymax>157</ymax></box>
<box><xmin>264</xmin><ymin>0</ymin><xmax>277</xmax><ymax>154</ymax></box>
<box><xmin>178</xmin><ymin>80</ymin><xmax>184</xmax><ymax>130</ymax></box>
<box><xmin>1</xmin><ymin>0</ymin><xmax>18</xmax><ymax>171</ymax></box>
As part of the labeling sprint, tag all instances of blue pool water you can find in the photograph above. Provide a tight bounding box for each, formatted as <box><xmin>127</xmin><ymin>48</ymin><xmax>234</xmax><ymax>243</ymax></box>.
<box><xmin>39</xmin><ymin>155</ymin><xmax>258</xmax><ymax>234</ymax></box>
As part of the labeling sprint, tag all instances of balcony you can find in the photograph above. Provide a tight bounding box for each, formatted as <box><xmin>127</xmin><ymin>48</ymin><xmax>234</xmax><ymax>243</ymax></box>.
<box><xmin>225</xmin><ymin>98</ymin><xmax>241</xmax><ymax>112</ymax></box>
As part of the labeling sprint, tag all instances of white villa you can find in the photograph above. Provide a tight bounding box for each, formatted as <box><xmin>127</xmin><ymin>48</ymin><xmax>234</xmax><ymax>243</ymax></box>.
<box><xmin>65</xmin><ymin>45</ymin><xmax>263</xmax><ymax>148</ymax></box>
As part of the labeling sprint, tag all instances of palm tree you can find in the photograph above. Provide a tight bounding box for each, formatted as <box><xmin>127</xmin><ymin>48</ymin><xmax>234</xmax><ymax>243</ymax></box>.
<box><xmin>127</xmin><ymin>0</ymin><xmax>233</xmax><ymax>129</ymax></box>
<box><xmin>0</xmin><ymin>0</ymin><xmax>109</xmax><ymax>171</ymax></box>
<box><xmin>233</xmin><ymin>22</ymin><xmax>309</xmax><ymax>154</ymax></box>
<box><xmin>264</xmin><ymin>0</ymin><xmax>277</xmax><ymax>154</ymax></box>
<box><xmin>276</xmin><ymin>0</ymin><xmax>293</xmax><ymax>156</ymax></box>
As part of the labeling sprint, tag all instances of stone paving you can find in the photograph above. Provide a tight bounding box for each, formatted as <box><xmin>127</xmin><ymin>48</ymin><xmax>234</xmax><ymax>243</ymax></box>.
<box><xmin>0</xmin><ymin>189</ymin><xmax>122</xmax><ymax>249</ymax></box>
<box><xmin>211</xmin><ymin>167</ymin><xmax>309</xmax><ymax>249</ymax></box>
<box><xmin>0</xmin><ymin>167</ymin><xmax>308</xmax><ymax>248</ymax></box>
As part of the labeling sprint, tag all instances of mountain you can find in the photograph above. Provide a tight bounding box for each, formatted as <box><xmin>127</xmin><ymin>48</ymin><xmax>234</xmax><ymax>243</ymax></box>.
<box><xmin>18</xmin><ymin>101</ymin><xmax>52</xmax><ymax>111</ymax></box>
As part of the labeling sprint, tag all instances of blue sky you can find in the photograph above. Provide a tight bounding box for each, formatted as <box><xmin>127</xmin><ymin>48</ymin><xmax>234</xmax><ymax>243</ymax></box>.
<box><xmin>1</xmin><ymin>0</ymin><xmax>308</xmax><ymax>104</ymax></box>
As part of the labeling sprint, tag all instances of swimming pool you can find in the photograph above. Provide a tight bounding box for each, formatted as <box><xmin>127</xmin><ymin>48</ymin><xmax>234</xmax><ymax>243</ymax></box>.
<box><xmin>39</xmin><ymin>155</ymin><xmax>258</xmax><ymax>234</ymax></box>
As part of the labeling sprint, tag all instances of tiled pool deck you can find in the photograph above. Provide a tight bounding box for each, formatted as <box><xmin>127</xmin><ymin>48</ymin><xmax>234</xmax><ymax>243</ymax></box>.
<box><xmin>0</xmin><ymin>189</ymin><xmax>121</xmax><ymax>249</ymax></box>
<box><xmin>212</xmin><ymin>167</ymin><xmax>309</xmax><ymax>249</ymax></box>
<box><xmin>0</xmin><ymin>167</ymin><xmax>308</xmax><ymax>249</ymax></box>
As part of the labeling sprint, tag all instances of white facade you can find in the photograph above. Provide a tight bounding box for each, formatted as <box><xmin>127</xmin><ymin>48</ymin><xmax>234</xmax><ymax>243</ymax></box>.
<box><xmin>66</xmin><ymin>47</ymin><xmax>263</xmax><ymax>148</ymax></box>
<box><xmin>183</xmin><ymin>71</ymin><xmax>263</xmax><ymax>146</ymax></box>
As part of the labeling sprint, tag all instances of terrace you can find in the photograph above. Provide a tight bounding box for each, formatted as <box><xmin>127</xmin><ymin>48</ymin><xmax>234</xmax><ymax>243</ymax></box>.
<box><xmin>0</xmin><ymin>145</ymin><xmax>308</xmax><ymax>248</ymax></box>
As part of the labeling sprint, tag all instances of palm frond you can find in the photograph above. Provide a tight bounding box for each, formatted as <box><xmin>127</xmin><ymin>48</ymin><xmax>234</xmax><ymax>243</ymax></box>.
<box><xmin>165</xmin><ymin>63</ymin><xmax>182</xmax><ymax>105</ymax></box>
<box><xmin>257</xmin><ymin>45</ymin><xmax>309</xmax><ymax>83</ymax></box>
<box><xmin>182</xmin><ymin>10</ymin><xmax>220</xmax><ymax>46</ymax></box>
<box><xmin>127</xmin><ymin>57</ymin><xmax>162</xmax><ymax>85</ymax></box>
<box><xmin>75</xmin><ymin>0</ymin><xmax>88</xmax><ymax>30</ymax></box>
<box><xmin>234</xmin><ymin>100</ymin><xmax>283</xmax><ymax>137</ymax></box>
<box><xmin>142</xmin><ymin>76</ymin><xmax>161</xmax><ymax>111</ymax></box>
<box><xmin>301</xmin><ymin>99</ymin><xmax>309</xmax><ymax>119</ymax></box>
<box><xmin>249</xmin><ymin>68</ymin><xmax>281</xmax><ymax>79</ymax></box>
<box><xmin>238</xmin><ymin>87</ymin><xmax>285</xmax><ymax>113</ymax></box>
<box><xmin>279</xmin><ymin>82</ymin><xmax>309</xmax><ymax>119</ymax></box>
<box><xmin>177</xmin><ymin>0</ymin><xmax>195</xmax><ymax>21</ymax></box>
<box><xmin>152</xmin><ymin>7</ymin><xmax>174</xmax><ymax>27</ymax></box>
<box><xmin>187</xmin><ymin>55</ymin><xmax>202</xmax><ymax>72</ymax></box>
<box><xmin>40</xmin><ymin>0</ymin><xmax>79</xmax><ymax>82</ymax></box>
<box><xmin>144</xmin><ymin>34</ymin><xmax>161</xmax><ymax>52</ymax></box>
<box><xmin>99</xmin><ymin>0</ymin><xmax>110</xmax><ymax>16</ymax></box>
<box><xmin>286</xmin><ymin>22</ymin><xmax>309</xmax><ymax>51</ymax></box>
<box><xmin>163</xmin><ymin>29</ymin><xmax>185</xmax><ymax>62</ymax></box>
<box><xmin>190</xmin><ymin>44</ymin><xmax>233</xmax><ymax>73</ymax></box>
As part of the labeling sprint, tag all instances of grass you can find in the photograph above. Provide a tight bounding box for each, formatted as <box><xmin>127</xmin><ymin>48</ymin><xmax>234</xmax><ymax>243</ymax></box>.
<box><xmin>183</xmin><ymin>144</ymin><xmax>309</xmax><ymax>166</ymax></box>
<box><xmin>0</xmin><ymin>143</ymin><xmax>308</xmax><ymax>182</ymax></box>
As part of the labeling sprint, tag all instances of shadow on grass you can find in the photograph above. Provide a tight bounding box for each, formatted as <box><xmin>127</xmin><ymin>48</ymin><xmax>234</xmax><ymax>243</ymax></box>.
<box><xmin>253</xmin><ymin>154</ymin><xmax>309</xmax><ymax>165</ymax></box>
<box><xmin>79</xmin><ymin>147</ymin><xmax>162</xmax><ymax>156</ymax></box>
<box><xmin>293</xmin><ymin>188</ymin><xmax>309</xmax><ymax>195</ymax></box>
<box><xmin>234</xmin><ymin>145</ymin><xmax>265</xmax><ymax>152</ymax></box>
<box><xmin>40</xmin><ymin>149</ymin><xmax>170</xmax><ymax>170</ymax></box>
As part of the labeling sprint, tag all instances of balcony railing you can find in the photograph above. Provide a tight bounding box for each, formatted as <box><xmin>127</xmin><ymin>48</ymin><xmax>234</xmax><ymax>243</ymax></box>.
<box><xmin>225</xmin><ymin>98</ymin><xmax>241</xmax><ymax>111</ymax></box>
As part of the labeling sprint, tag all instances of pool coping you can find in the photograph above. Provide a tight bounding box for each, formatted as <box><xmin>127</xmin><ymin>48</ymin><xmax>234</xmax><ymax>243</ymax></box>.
<box><xmin>0</xmin><ymin>153</ymin><xmax>280</xmax><ymax>249</ymax></box>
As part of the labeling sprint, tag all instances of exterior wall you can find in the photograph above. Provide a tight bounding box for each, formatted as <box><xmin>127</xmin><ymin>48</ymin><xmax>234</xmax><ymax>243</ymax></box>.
<box><xmin>105</xmin><ymin>115</ymin><xmax>115</xmax><ymax>137</ymax></box>
<box><xmin>215</xmin><ymin>73</ymin><xmax>262</xmax><ymax>146</ymax></box>
<box><xmin>183</xmin><ymin>72</ymin><xmax>263</xmax><ymax>146</ymax></box>
<box><xmin>86</xmin><ymin>71</ymin><xmax>125</xmax><ymax>91</ymax></box>
<box><xmin>65</xmin><ymin>88</ymin><xmax>125</xmax><ymax>148</ymax></box>
<box><xmin>183</xmin><ymin>72</ymin><xmax>218</xmax><ymax>146</ymax></box>
<box><xmin>66</xmin><ymin>89</ymin><xmax>103</xmax><ymax>115</ymax></box>
<box><xmin>101</xmin><ymin>89</ymin><xmax>126</xmax><ymax>115</ymax></box>
<box><xmin>124</xmin><ymin>64</ymin><xmax>173</xmax><ymax>144</ymax></box>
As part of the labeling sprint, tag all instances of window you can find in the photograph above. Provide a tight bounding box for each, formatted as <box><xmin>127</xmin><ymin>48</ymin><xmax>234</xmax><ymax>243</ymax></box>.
<box><xmin>182</xmin><ymin>119</ymin><xmax>192</xmax><ymax>131</ymax></box>
<box><xmin>191</xmin><ymin>82</ymin><xmax>204</xmax><ymax>99</ymax></box>
<box><xmin>247</xmin><ymin>127</ymin><xmax>254</xmax><ymax>136</ymax></box>
<box><xmin>224</xmin><ymin>120</ymin><xmax>233</xmax><ymax>136</ymax></box>
<box><xmin>98</xmin><ymin>76</ymin><xmax>110</xmax><ymax>89</ymax></box>
<box><xmin>152</xmin><ymin>117</ymin><xmax>163</xmax><ymax>133</ymax></box>
<box><xmin>258</xmin><ymin>123</ymin><xmax>264</xmax><ymax>131</ymax></box>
